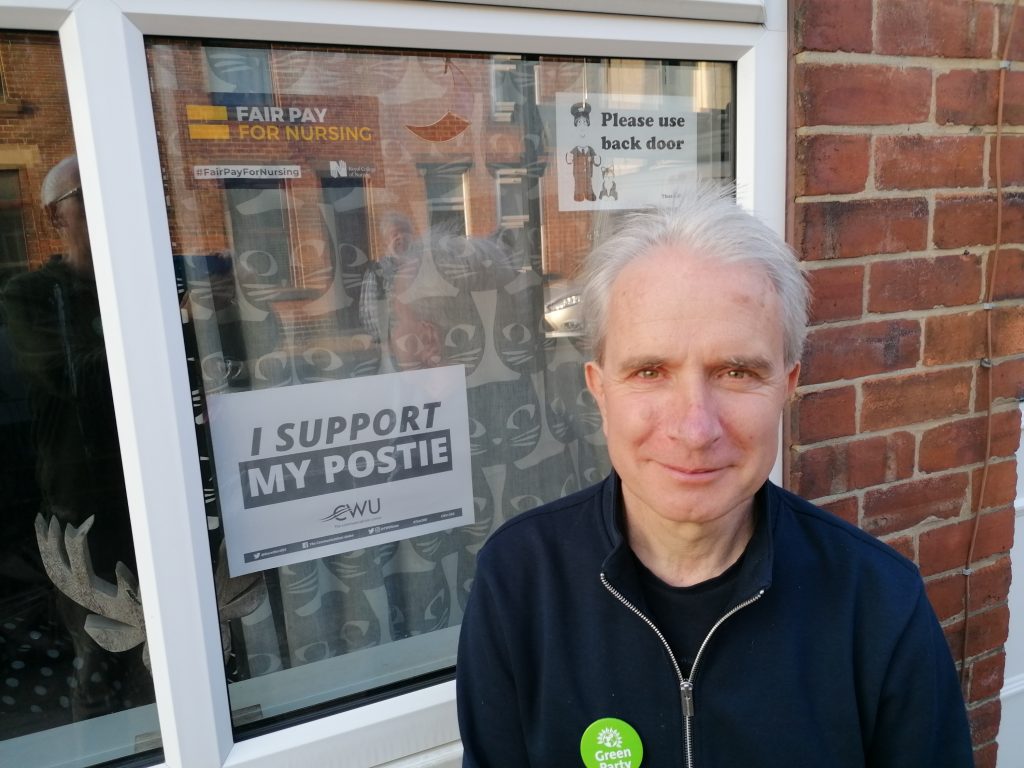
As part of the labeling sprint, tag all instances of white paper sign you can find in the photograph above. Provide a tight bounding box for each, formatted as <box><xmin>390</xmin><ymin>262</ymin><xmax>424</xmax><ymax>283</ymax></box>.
<box><xmin>208</xmin><ymin>366</ymin><xmax>473</xmax><ymax>576</ymax></box>
<box><xmin>555</xmin><ymin>92</ymin><xmax>698</xmax><ymax>211</ymax></box>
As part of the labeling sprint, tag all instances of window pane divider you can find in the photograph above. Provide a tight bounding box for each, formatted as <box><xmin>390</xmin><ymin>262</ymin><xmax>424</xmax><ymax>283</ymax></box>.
<box><xmin>58</xmin><ymin>2</ymin><xmax>233</xmax><ymax>765</ymax></box>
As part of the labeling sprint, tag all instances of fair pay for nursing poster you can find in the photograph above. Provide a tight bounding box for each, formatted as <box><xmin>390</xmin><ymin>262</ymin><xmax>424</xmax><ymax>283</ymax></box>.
<box><xmin>208</xmin><ymin>366</ymin><xmax>473</xmax><ymax>576</ymax></box>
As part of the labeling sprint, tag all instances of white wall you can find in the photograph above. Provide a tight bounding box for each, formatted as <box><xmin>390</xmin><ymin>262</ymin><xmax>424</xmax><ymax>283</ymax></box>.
<box><xmin>998</xmin><ymin>401</ymin><xmax>1024</xmax><ymax>766</ymax></box>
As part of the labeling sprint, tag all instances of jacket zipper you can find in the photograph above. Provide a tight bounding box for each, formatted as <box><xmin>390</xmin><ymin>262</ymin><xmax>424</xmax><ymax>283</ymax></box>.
<box><xmin>600</xmin><ymin>572</ymin><xmax>765</xmax><ymax>768</ymax></box>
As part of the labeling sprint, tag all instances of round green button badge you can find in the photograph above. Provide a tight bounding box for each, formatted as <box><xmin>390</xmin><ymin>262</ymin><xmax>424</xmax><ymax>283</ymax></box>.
<box><xmin>580</xmin><ymin>717</ymin><xmax>643</xmax><ymax>768</ymax></box>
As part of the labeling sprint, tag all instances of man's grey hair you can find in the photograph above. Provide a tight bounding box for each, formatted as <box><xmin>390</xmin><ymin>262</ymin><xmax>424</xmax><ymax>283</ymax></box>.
<box><xmin>580</xmin><ymin>183</ymin><xmax>810</xmax><ymax>368</ymax></box>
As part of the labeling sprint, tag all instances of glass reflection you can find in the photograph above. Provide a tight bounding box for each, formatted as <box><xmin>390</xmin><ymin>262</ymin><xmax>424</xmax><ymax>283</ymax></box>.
<box><xmin>0</xmin><ymin>30</ymin><xmax>159</xmax><ymax>768</ymax></box>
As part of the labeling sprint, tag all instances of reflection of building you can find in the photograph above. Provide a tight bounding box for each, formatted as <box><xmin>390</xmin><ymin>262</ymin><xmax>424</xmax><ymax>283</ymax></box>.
<box><xmin>0</xmin><ymin>35</ymin><xmax>77</xmax><ymax>283</ymax></box>
<box><xmin>151</xmin><ymin>43</ymin><xmax>735</xmax><ymax>328</ymax></box>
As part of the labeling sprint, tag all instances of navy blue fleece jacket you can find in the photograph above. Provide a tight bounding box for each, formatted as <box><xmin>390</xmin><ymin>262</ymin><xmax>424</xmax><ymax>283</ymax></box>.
<box><xmin>456</xmin><ymin>474</ymin><xmax>973</xmax><ymax>768</ymax></box>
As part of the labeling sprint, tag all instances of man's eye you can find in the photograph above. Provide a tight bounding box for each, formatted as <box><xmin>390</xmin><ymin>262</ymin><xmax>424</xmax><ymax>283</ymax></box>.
<box><xmin>725</xmin><ymin>369</ymin><xmax>761</xmax><ymax>382</ymax></box>
<box><xmin>635</xmin><ymin>368</ymin><xmax>659</xmax><ymax>379</ymax></box>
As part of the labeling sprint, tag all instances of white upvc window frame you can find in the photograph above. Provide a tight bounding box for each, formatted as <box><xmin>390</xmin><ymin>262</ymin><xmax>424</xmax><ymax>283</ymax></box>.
<box><xmin>0</xmin><ymin>1</ymin><xmax>786</xmax><ymax>766</ymax></box>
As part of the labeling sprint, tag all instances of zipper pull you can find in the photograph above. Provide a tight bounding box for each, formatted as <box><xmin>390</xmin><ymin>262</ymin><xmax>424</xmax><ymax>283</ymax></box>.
<box><xmin>681</xmin><ymin>680</ymin><xmax>695</xmax><ymax>717</ymax></box>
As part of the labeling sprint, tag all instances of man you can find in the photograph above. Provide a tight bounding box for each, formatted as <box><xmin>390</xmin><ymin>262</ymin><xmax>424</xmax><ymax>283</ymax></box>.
<box><xmin>456</xmin><ymin>185</ymin><xmax>973</xmax><ymax>767</ymax></box>
<box><xmin>3</xmin><ymin>156</ymin><xmax>152</xmax><ymax>718</ymax></box>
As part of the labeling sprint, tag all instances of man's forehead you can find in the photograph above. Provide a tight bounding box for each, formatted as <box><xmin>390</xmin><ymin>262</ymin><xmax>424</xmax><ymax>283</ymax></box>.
<box><xmin>603</xmin><ymin>248</ymin><xmax>785</xmax><ymax>354</ymax></box>
<box><xmin>624</xmin><ymin>243</ymin><xmax>765</xmax><ymax>278</ymax></box>
<box><xmin>610</xmin><ymin>246</ymin><xmax>776</xmax><ymax>307</ymax></box>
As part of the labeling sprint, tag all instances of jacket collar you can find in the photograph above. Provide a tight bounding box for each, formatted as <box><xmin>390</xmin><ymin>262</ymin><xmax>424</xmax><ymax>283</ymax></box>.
<box><xmin>599</xmin><ymin>471</ymin><xmax>776</xmax><ymax>609</ymax></box>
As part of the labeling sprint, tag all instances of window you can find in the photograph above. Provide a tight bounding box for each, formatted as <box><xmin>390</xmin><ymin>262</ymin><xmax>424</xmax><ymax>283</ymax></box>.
<box><xmin>224</xmin><ymin>182</ymin><xmax>292</xmax><ymax>287</ymax></box>
<box><xmin>147</xmin><ymin>37</ymin><xmax>736</xmax><ymax>738</ymax></box>
<box><xmin>490</xmin><ymin>55</ymin><xmax>521</xmax><ymax>122</ymax></box>
<box><xmin>205</xmin><ymin>45</ymin><xmax>274</xmax><ymax>106</ymax></box>
<box><xmin>422</xmin><ymin>162</ymin><xmax>470</xmax><ymax>235</ymax></box>
<box><xmin>0</xmin><ymin>169</ymin><xmax>28</xmax><ymax>288</ymax></box>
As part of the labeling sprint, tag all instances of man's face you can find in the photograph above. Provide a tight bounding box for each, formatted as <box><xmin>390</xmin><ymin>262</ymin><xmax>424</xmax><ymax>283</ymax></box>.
<box><xmin>585</xmin><ymin>245</ymin><xmax>799</xmax><ymax>531</ymax></box>
<box><xmin>47</xmin><ymin>183</ymin><xmax>91</xmax><ymax>267</ymax></box>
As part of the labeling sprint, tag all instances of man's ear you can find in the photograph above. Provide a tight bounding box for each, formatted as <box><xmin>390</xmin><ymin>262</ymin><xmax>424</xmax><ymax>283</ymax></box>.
<box><xmin>785</xmin><ymin>361</ymin><xmax>800</xmax><ymax>397</ymax></box>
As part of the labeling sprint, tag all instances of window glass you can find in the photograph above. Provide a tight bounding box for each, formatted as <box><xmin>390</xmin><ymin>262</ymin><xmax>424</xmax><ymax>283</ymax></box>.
<box><xmin>146</xmin><ymin>38</ymin><xmax>735</xmax><ymax>731</ymax></box>
<box><xmin>0</xmin><ymin>169</ymin><xmax>29</xmax><ymax>288</ymax></box>
<box><xmin>0</xmin><ymin>31</ymin><xmax>160</xmax><ymax>768</ymax></box>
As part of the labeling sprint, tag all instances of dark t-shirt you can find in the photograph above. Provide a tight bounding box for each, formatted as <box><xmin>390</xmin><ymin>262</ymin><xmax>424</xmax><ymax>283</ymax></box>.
<box><xmin>633</xmin><ymin>544</ymin><xmax>747</xmax><ymax>674</ymax></box>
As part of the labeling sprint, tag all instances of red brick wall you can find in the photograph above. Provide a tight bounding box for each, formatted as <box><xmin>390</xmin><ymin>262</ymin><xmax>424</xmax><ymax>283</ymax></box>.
<box><xmin>789</xmin><ymin>1</ymin><xmax>1024</xmax><ymax>764</ymax></box>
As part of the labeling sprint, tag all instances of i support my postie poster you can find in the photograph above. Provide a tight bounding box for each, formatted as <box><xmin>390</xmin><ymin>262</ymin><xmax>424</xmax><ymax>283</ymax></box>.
<box><xmin>208</xmin><ymin>366</ymin><xmax>473</xmax><ymax>576</ymax></box>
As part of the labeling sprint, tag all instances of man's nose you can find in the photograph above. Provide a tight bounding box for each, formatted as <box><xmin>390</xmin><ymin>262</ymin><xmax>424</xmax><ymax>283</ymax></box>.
<box><xmin>665</xmin><ymin>378</ymin><xmax>723</xmax><ymax>447</ymax></box>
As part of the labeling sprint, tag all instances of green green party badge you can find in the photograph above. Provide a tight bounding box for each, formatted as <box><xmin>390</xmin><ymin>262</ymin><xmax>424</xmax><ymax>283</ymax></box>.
<box><xmin>580</xmin><ymin>717</ymin><xmax>643</xmax><ymax>768</ymax></box>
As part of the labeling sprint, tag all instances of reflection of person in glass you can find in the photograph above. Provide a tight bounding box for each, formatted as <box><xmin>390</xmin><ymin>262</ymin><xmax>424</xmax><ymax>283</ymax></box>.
<box><xmin>384</xmin><ymin>235</ymin><xmax>482</xmax><ymax>373</ymax></box>
<box><xmin>359</xmin><ymin>212</ymin><xmax>416</xmax><ymax>346</ymax></box>
<box><xmin>2</xmin><ymin>156</ymin><xmax>152</xmax><ymax>719</ymax></box>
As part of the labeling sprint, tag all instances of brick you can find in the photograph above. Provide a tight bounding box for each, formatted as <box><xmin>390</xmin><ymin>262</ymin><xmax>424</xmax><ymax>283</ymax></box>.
<box><xmin>796</xmin><ymin>198</ymin><xmax>929</xmax><ymax>261</ymax></box>
<box><xmin>937</xmin><ymin>69</ymin><xmax>1024</xmax><ymax>126</ymax></box>
<box><xmin>974</xmin><ymin>740</ymin><xmax>998</xmax><ymax>768</ymax></box>
<box><xmin>994</xmin><ymin>304</ymin><xmax>1024</xmax><ymax>356</ymax></box>
<box><xmin>819</xmin><ymin>495</ymin><xmax>858</xmax><ymax>526</ymax></box>
<box><xmin>792</xmin><ymin>0</ymin><xmax>872</xmax><ymax>53</ymax></box>
<box><xmin>925</xmin><ymin>571</ymin><xmax>967</xmax><ymax>622</ymax></box>
<box><xmin>934</xmin><ymin>193</ymin><xmax>1024</xmax><ymax>249</ymax></box>
<box><xmin>919</xmin><ymin>409</ymin><xmax>1023</xmax><ymax>471</ymax></box>
<box><xmin>998</xmin><ymin>3</ymin><xmax>1024</xmax><ymax>63</ymax></box>
<box><xmin>860</xmin><ymin>367</ymin><xmax>973</xmax><ymax>430</ymax></box>
<box><xmin>862</xmin><ymin>473</ymin><xmax>969</xmax><ymax>536</ymax></box>
<box><xmin>991</xmin><ymin>137</ymin><xmax>1024</xmax><ymax>187</ymax></box>
<box><xmin>967</xmin><ymin>693</ymin><xmax>1003</xmax><ymax>742</ymax></box>
<box><xmin>794</xmin><ymin>134</ymin><xmax>870</xmax><ymax>195</ymax></box>
<box><xmin>790</xmin><ymin>385</ymin><xmax>857</xmax><ymax>444</ymax></box>
<box><xmin>945</xmin><ymin>608</ymin><xmax>1011</xmax><ymax>669</ymax></box>
<box><xmin>791</xmin><ymin>432</ymin><xmax>914</xmax><ymax>499</ymax></box>
<box><xmin>991</xmin><ymin>248</ymin><xmax>1024</xmax><ymax>301</ymax></box>
<box><xmin>923</xmin><ymin>311</ymin><xmax>986</xmax><ymax>365</ymax></box>
<box><xmin>848</xmin><ymin>432</ymin><xmax>916</xmax><ymax>489</ymax></box>
<box><xmin>971</xmin><ymin>460</ymin><xmax>1020</xmax><ymax>512</ymax></box>
<box><xmin>801</xmin><ymin>320</ymin><xmax>921</xmax><ymax>385</ymax></box>
<box><xmin>992</xmin><ymin>357</ymin><xmax>1024</xmax><ymax>402</ymax></box>
<box><xmin>807</xmin><ymin>265</ymin><xmax>863</xmax><ymax>323</ymax></box>
<box><xmin>876</xmin><ymin>0</ymin><xmax>996</xmax><ymax>58</ymax></box>
<box><xmin>796</xmin><ymin>64</ymin><xmax>933</xmax><ymax>127</ymax></box>
<box><xmin>919</xmin><ymin>507</ymin><xmax>1014</xmax><ymax>576</ymax></box>
<box><xmin>880</xmin><ymin>533</ymin><xmax>915</xmax><ymax>562</ymax></box>
<box><xmin>968</xmin><ymin>560</ymin><xmax>1013</xmax><ymax>616</ymax></box>
<box><xmin>867</xmin><ymin>253</ymin><xmax>982</xmax><ymax>312</ymax></box>
<box><xmin>875</xmin><ymin>135</ymin><xmax>984</xmax><ymax>191</ymax></box>
<box><xmin>969</xmin><ymin>651</ymin><xmax>1007</xmax><ymax>702</ymax></box>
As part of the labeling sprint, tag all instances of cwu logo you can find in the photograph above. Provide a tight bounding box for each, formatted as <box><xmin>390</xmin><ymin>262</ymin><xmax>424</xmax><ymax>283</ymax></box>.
<box><xmin>322</xmin><ymin>497</ymin><xmax>382</xmax><ymax>524</ymax></box>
